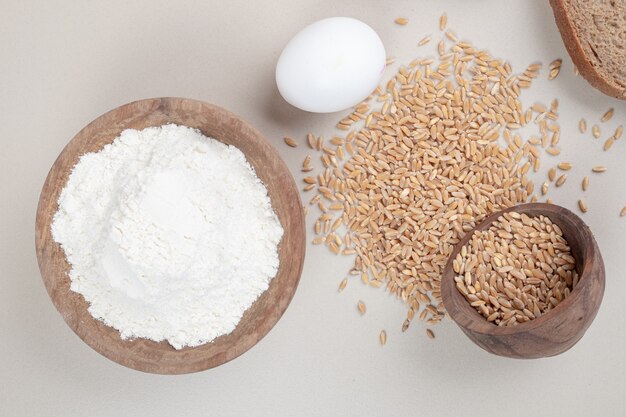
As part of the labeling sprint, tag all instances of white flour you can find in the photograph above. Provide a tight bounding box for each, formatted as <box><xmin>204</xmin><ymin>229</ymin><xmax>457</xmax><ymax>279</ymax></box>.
<box><xmin>51</xmin><ymin>124</ymin><xmax>283</xmax><ymax>349</ymax></box>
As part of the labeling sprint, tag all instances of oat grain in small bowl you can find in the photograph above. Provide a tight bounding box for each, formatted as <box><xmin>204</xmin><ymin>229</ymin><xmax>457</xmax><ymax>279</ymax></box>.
<box><xmin>453</xmin><ymin>211</ymin><xmax>578</xmax><ymax>327</ymax></box>
<box><xmin>441</xmin><ymin>203</ymin><xmax>605</xmax><ymax>359</ymax></box>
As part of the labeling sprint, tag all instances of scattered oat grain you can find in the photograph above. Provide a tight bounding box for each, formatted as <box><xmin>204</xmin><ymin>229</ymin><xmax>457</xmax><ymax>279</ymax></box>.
<box><xmin>439</xmin><ymin>13</ymin><xmax>447</xmax><ymax>30</ymax></box>
<box><xmin>548</xmin><ymin>59</ymin><xmax>562</xmax><ymax>80</ymax></box>
<box><xmin>582</xmin><ymin>176</ymin><xmax>589</xmax><ymax>191</ymax></box>
<box><xmin>307</xmin><ymin>133</ymin><xmax>316</xmax><ymax>149</ymax></box>
<box><xmin>357</xmin><ymin>300</ymin><xmax>367</xmax><ymax>315</ymax></box>
<box><xmin>445</xmin><ymin>30</ymin><xmax>458</xmax><ymax>42</ymax></box>
<box><xmin>548</xmin><ymin>167</ymin><xmax>556</xmax><ymax>182</ymax></box>
<box><xmin>601</xmin><ymin>108</ymin><xmax>614</xmax><ymax>123</ymax></box>
<box><xmin>549</xmin><ymin>59</ymin><xmax>562</xmax><ymax>70</ymax></box>
<box><xmin>592</xmin><ymin>124</ymin><xmax>600</xmax><ymax>138</ymax></box>
<box><xmin>418</xmin><ymin>35</ymin><xmax>431</xmax><ymax>46</ymax></box>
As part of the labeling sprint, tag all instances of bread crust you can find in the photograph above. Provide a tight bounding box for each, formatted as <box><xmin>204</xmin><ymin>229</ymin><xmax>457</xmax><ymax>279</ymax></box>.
<box><xmin>549</xmin><ymin>0</ymin><xmax>625</xmax><ymax>100</ymax></box>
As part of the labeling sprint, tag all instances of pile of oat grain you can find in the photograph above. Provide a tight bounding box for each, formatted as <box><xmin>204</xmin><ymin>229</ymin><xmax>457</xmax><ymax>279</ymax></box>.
<box><xmin>287</xmin><ymin>15</ymin><xmax>622</xmax><ymax>338</ymax></box>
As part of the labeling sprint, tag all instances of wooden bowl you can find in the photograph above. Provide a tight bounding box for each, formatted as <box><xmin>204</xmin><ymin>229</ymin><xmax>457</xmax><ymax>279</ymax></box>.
<box><xmin>35</xmin><ymin>97</ymin><xmax>306</xmax><ymax>374</ymax></box>
<box><xmin>441</xmin><ymin>203</ymin><xmax>605</xmax><ymax>359</ymax></box>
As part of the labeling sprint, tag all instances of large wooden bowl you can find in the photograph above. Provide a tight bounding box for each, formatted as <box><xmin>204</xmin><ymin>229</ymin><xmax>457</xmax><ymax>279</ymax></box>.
<box><xmin>441</xmin><ymin>203</ymin><xmax>605</xmax><ymax>359</ymax></box>
<box><xmin>35</xmin><ymin>98</ymin><xmax>306</xmax><ymax>374</ymax></box>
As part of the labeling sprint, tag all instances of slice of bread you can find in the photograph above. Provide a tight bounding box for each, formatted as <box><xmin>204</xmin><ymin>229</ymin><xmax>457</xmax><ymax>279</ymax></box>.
<box><xmin>550</xmin><ymin>0</ymin><xmax>626</xmax><ymax>99</ymax></box>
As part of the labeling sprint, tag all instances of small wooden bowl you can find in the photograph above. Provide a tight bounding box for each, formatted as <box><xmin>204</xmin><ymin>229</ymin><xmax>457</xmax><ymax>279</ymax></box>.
<box><xmin>35</xmin><ymin>98</ymin><xmax>306</xmax><ymax>374</ymax></box>
<box><xmin>441</xmin><ymin>203</ymin><xmax>605</xmax><ymax>359</ymax></box>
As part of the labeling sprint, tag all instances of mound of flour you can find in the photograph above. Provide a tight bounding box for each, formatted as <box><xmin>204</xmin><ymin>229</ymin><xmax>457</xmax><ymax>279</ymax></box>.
<box><xmin>51</xmin><ymin>124</ymin><xmax>283</xmax><ymax>349</ymax></box>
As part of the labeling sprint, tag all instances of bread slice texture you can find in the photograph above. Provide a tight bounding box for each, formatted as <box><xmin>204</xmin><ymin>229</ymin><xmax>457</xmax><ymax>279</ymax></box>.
<box><xmin>550</xmin><ymin>0</ymin><xmax>626</xmax><ymax>99</ymax></box>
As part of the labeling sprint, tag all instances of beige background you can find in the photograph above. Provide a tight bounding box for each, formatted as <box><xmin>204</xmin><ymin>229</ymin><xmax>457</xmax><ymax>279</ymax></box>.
<box><xmin>1</xmin><ymin>0</ymin><xmax>625</xmax><ymax>416</ymax></box>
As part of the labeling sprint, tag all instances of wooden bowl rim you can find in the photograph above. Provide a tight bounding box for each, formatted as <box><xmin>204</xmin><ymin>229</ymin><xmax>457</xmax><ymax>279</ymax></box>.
<box><xmin>441</xmin><ymin>203</ymin><xmax>597</xmax><ymax>336</ymax></box>
<box><xmin>35</xmin><ymin>97</ymin><xmax>306</xmax><ymax>374</ymax></box>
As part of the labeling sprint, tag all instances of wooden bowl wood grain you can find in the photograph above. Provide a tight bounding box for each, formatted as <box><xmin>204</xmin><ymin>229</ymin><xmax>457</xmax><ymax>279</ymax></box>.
<box><xmin>441</xmin><ymin>203</ymin><xmax>605</xmax><ymax>359</ymax></box>
<box><xmin>35</xmin><ymin>97</ymin><xmax>306</xmax><ymax>374</ymax></box>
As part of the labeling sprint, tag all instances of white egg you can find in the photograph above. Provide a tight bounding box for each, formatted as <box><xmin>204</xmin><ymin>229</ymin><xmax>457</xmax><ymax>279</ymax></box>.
<box><xmin>276</xmin><ymin>17</ymin><xmax>386</xmax><ymax>113</ymax></box>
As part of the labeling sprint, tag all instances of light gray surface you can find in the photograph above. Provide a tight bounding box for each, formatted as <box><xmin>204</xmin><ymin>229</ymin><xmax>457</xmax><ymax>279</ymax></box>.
<box><xmin>1</xmin><ymin>1</ymin><xmax>625</xmax><ymax>416</ymax></box>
